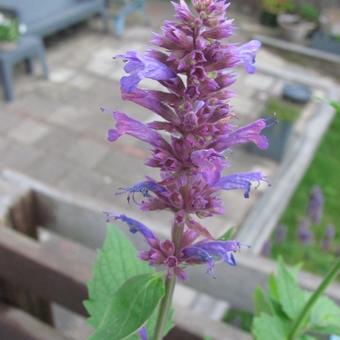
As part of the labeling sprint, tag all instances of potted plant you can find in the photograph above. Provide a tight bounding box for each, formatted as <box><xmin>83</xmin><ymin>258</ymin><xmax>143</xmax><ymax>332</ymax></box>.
<box><xmin>310</xmin><ymin>7</ymin><xmax>340</xmax><ymax>55</ymax></box>
<box><xmin>0</xmin><ymin>12</ymin><xmax>19</xmax><ymax>48</ymax></box>
<box><xmin>259</xmin><ymin>0</ymin><xmax>295</xmax><ymax>27</ymax></box>
<box><xmin>278</xmin><ymin>3</ymin><xmax>319</xmax><ymax>43</ymax></box>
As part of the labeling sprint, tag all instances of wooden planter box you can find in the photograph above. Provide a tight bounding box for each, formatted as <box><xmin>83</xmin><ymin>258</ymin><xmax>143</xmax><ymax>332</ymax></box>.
<box><xmin>1</xmin><ymin>171</ymin><xmax>340</xmax><ymax>339</ymax></box>
<box><xmin>0</xmin><ymin>171</ymin><xmax>251</xmax><ymax>340</ymax></box>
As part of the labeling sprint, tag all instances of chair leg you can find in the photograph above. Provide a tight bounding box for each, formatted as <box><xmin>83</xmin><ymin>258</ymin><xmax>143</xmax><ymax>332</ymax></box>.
<box><xmin>1</xmin><ymin>63</ymin><xmax>14</xmax><ymax>102</ymax></box>
<box><xmin>101</xmin><ymin>8</ymin><xmax>110</xmax><ymax>33</ymax></box>
<box><xmin>113</xmin><ymin>15</ymin><xmax>125</xmax><ymax>39</ymax></box>
<box><xmin>24</xmin><ymin>58</ymin><xmax>34</xmax><ymax>74</ymax></box>
<box><xmin>37</xmin><ymin>48</ymin><xmax>49</xmax><ymax>80</ymax></box>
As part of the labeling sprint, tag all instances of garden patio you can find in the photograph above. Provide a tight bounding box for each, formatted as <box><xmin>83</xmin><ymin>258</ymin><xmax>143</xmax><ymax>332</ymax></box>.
<box><xmin>0</xmin><ymin>0</ymin><xmax>340</xmax><ymax>339</ymax></box>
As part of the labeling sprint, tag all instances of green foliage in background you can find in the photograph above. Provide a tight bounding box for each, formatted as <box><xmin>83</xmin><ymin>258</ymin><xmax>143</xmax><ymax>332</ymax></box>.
<box><xmin>261</xmin><ymin>0</ymin><xmax>295</xmax><ymax>14</ymax></box>
<box><xmin>271</xmin><ymin>101</ymin><xmax>340</xmax><ymax>278</ymax></box>
<box><xmin>298</xmin><ymin>3</ymin><xmax>319</xmax><ymax>23</ymax></box>
<box><xmin>252</xmin><ymin>258</ymin><xmax>340</xmax><ymax>339</ymax></box>
<box><xmin>0</xmin><ymin>16</ymin><xmax>19</xmax><ymax>42</ymax></box>
<box><xmin>265</xmin><ymin>97</ymin><xmax>301</xmax><ymax>123</ymax></box>
<box><xmin>84</xmin><ymin>226</ymin><xmax>173</xmax><ymax>340</ymax></box>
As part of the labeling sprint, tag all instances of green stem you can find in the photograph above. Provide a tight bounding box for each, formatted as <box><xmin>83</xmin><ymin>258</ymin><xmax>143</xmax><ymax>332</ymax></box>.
<box><xmin>288</xmin><ymin>259</ymin><xmax>340</xmax><ymax>340</ymax></box>
<box><xmin>153</xmin><ymin>274</ymin><xmax>176</xmax><ymax>340</ymax></box>
<box><xmin>153</xmin><ymin>221</ymin><xmax>183</xmax><ymax>340</ymax></box>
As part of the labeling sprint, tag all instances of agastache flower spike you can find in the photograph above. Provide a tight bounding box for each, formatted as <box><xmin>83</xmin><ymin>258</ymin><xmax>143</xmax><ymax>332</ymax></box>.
<box><xmin>307</xmin><ymin>186</ymin><xmax>324</xmax><ymax>225</ymax></box>
<box><xmin>104</xmin><ymin>0</ymin><xmax>271</xmax><ymax>279</ymax></box>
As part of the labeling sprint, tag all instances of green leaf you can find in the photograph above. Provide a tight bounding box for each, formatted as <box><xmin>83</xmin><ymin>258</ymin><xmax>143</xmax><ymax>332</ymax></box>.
<box><xmin>276</xmin><ymin>258</ymin><xmax>306</xmax><ymax>320</ymax></box>
<box><xmin>267</xmin><ymin>273</ymin><xmax>288</xmax><ymax>320</ymax></box>
<box><xmin>91</xmin><ymin>273</ymin><xmax>165</xmax><ymax>340</ymax></box>
<box><xmin>218</xmin><ymin>227</ymin><xmax>235</xmax><ymax>241</ymax></box>
<box><xmin>300</xmin><ymin>336</ymin><xmax>316</xmax><ymax>340</ymax></box>
<box><xmin>268</xmin><ymin>273</ymin><xmax>280</xmax><ymax>302</ymax></box>
<box><xmin>309</xmin><ymin>296</ymin><xmax>340</xmax><ymax>335</ymax></box>
<box><xmin>252</xmin><ymin>313</ymin><xmax>288</xmax><ymax>340</ymax></box>
<box><xmin>253</xmin><ymin>286</ymin><xmax>273</xmax><ymax>316</ymax></box>
<box><xmin>85</xmin><ymin>225</ymin><xmax>173</xmax><ymax>339</ymax></box>
<box><xmin>330</xmin><ymin>101</ymin><xmax>340</xmax><ymax>113</ymax></box>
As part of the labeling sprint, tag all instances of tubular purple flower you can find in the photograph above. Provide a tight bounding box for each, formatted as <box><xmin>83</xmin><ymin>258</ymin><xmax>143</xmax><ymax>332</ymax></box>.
<box><xmin>191</xmin><ymin>149</ymin><xmax>228</xmax><ymax>184</ymax></box>
<box><xmin>106</xmin><ymin>110</ymin><xmax>171</xmax><ymax>150</ymax></box>
<box><xmin>211</xmin><ymin>119</ymin><xmax>270</xmax><ymax>151</ymax></box>
<box><xmin>181</xmin><ymin>240</ymin><xmax>241</xmax><ymax>274</ymax></box>
<box><xmin>115</xmin><ymin>51</ymin><xmax>176</xmax><ymax>92</ymax></box>
<box><xmin>216</xmin><ymin>172</ymin><xmax>266</xmax><ymax>198</ymax></box>
<box><xmin>298</xmin><ymin>218</ymin><xmax>313</xmax><ymax>245</ymax></box>
<box><xmin>139</xmin><ymin>327</ymin><xmax>148</xmax><ymax>340</ymax></box>
<box><xmin>122</xmin><ymin>89</ymin><xmax>181</xmax><ymax>124</ymax></box>
<box><xmin>113</xmin><ymin>214</ymin><xmax>158</xmax><ymax>246</ymax></box>
<box><xmin>237</xmin><ymin>40</ymin><xmax>261</xmax><ymax>74</ymax></box>
<box><xmin>116</xmin><ymin>180</ymin><xmax>166</xmax><ymax>203</ymax></box>
<box><xmin>275</xmin><ymin>224</ymin><xmax>287</xmax><ymax>243</ymax></box>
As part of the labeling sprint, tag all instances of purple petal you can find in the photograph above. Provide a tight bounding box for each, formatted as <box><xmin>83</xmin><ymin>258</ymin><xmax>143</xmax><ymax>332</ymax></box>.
<box><xmin>116</xmin><ymin>180</ymin><xmax>166</xmax><ymax>203</ymax></box>
<box><xmin>122</xmin><ymin>89</ymin><xmax>180</xmax><ymax>124</ymax></box>
<box><xmin>104</xmin><ymin>109</ymin><xmax>171</xmax><ymax>149</ymax></box>
<box><xmin>191</xmin><ymin>149</ymin><xmax>227</xmax><ymax>184</ymax></box>
<box><xmin>139</xmin><ymin>327</ymin><xmax>148</xmax><ymax>340</ymax></box>
<box><xmin>211</xmin><ymin>118</ymin><xmax>270</xmax><ymax>151</ymax></box>
<box><xmin>114</xmin><ymin>214</ymin><xmax>158</xmax><ymax>246</ymax></box>
<box><xmin>216</xmin><ymin>172</ymin><xmax>266</xmax><ymax>198</ymax></box>
<box><xmin>181</xmin><ymin>240</ymin><xmax>241</xmax><ymax>274</ymax></box>
<box><xmin>115</xmin><ymin>51</ymin><xmax>176</xmax><ymax>93</ymax></box>
<box><xmin>238</xmin><ymin>40</ymin><xmax>261</xmax><ymax>74</ymax></box>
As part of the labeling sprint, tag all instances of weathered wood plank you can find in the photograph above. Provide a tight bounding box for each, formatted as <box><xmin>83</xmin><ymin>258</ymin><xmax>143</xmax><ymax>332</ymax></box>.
<box><xmin>0</xmin><ymin>304</ymin><xmax>70</xmax><ymax>340</ymax></box>
<box><xmin>174</xmin><ymin>306</ymin><xmax>252</xmax><ymax>340</ymax></box>
<box><xmin>186</xmin><ymin>251</ymin><xmax>340</xmax><ymax>312</ymax></box>
<box><xmin>0</xmin><ymin>226</ymin><xmax>91</xmax><ymax>316</ymax></box>
<box><xmin>1</xmin><ymin>226</ymin><xmax>340</xmax><ymax>316</ymax></box>
<box><xmin>255</xmin><ymin>34</ymin><xmax>340</xmax><ymax>64</ymax></box>
<box><xmin>0</xmin><ymin>176</ymin><xmax>53</xmax><ymax>324</ymax></box>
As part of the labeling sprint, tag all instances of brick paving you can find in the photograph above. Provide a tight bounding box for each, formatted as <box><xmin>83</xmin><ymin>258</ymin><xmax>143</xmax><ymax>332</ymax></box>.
<box><xmin>0</xmin><ymin>0</ymin><xmax>332</xmax><ymax>237</ymax></box>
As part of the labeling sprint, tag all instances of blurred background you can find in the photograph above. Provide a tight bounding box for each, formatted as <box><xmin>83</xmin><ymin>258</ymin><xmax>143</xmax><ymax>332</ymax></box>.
<box><xmin>0</xmin><ymin>0</ymin><xmax>339</xmax><ymax>339</ymax></box>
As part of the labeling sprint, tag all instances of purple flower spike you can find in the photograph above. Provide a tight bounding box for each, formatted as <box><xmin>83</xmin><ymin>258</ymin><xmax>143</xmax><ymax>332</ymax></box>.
<box><xmin>115</xmin><ymin>51</ymin><xmax>176</xmax><ymax>92</ymax></box>
<box><xmin>104</xmin><ymin>0</ymin><xmax>272</xmax><ymax>279</ymax></box>
<box><xmin>260</xmin><ymin>241</ymin><xmax>271</xmax><ymax>257</ymax></box>
<box><xmin>298</xmin><ymin>218</ymin><xmax>313</xmax><ymax>245</ymax></box>
<box><xmin>275</xmin><ymin>224</ymin><xmax>287</xmax><ymax>243</ymax></box>
<box><xmin>307</xmin><ymin>186</ymin><xmax>324</xmax><ymax>225</ymax></box>
<box><xmin>237</xmin><ymin>40</ymin><xmax>261</xmax><ymax>74</ymax></box>
<box><xmin>216</xmin><ymin>172</ymin><xmax>266</xmax><ymax>198</ymax></box>
<box><xmin>322</xmin><ymin>224</ymin><xmax>335</xmax><ymax>251</ymax></box>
